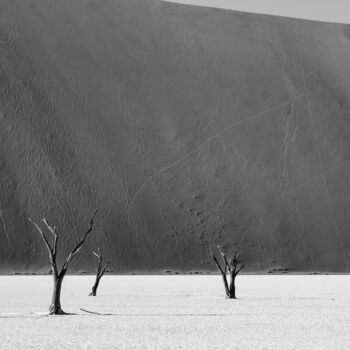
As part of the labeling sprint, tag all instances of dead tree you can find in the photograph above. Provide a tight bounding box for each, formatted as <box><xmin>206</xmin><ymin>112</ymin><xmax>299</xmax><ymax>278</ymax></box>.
<box><xmin>89</xmin><ymin>248</ymin><xmax>109</xmax><ymax>296</ymax></box>
<box><xmin>29</xmin><ymin>209</ymin><xmax>98</xmax><ymax>315</ymax></box>
<box><xmin>212</xmin><ymin>246</ymin><xmax>245</xmax><ymax>299</ymax></box>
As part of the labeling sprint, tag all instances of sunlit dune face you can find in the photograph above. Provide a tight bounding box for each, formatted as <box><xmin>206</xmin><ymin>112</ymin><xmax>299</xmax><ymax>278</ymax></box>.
<box><xmin>163</xmin><ymin>0</ymin><xmax>350</xmax><ymax>24</ymax></box>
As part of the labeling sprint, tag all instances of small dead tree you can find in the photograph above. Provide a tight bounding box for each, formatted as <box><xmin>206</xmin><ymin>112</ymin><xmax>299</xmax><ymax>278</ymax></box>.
<box><xmin>89</xmin><ymin>248</ymin><xmax>109</xmax><ymax>296</ymax></box>
<box><xmin>29</xmin><ymin>209</ymin><xmax>98</xmax><ymax>315</ymax></box>
<box><xmin>212</xmin><ymin>246</ymin><xmax>246</xmax><ymax>299</ymax></box>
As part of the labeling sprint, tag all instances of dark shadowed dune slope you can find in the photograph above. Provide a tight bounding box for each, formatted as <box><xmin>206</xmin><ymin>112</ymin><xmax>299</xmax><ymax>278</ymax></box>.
<box><xmin>0</xmin><ymin>0</ymin><xmax>350</xmax><ymax>273</ymax></box>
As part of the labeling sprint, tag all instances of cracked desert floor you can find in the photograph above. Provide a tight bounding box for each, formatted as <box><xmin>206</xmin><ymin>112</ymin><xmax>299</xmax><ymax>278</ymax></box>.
<box><xmin>1</xmin><ymin>275</ymin><xmax>349</xmax><ymax>349</ymax></box>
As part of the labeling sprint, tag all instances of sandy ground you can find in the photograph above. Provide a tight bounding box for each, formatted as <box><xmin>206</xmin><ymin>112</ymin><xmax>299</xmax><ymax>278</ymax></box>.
<box><xmin>0</xmin><ymin>275</ymin><xmax>349</xmax><ymax>349</ymax></box>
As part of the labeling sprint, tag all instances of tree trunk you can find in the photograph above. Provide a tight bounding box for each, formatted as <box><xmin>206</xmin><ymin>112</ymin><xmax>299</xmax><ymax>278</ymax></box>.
<box><xmin>219</xmin><ymin>272</ymin><xmax>230</xmax><ymax>298</ymax></box>
<box><xmin>228</xmin><ymin>274</ymin><xmax>236</xmax><ymax>299</ymax></box>
<box><xmin>89</xmin><ymin>277</ymin><xmax>100</xmax><ymax>296</ymax></box>
<box><xmin>49</xmin><ymin>275</ymin><xmax>65</xmax><ymax>315</ymax></box>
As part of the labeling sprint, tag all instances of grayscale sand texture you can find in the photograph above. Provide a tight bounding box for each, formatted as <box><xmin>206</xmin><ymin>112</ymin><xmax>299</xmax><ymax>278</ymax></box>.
<box><xmin>0</xmin><ymin>0</ymin><xmax>350</xmax><ymax>272</ymax></box>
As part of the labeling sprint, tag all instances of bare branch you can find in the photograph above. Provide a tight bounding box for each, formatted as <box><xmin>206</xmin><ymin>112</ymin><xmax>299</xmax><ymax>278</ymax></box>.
<box><xmin>217</xmin><ymin>245</ymin><xmax>225</xmax><ymax>258</ymax></box>
<box><xmin>92</xmin><ymin>248</ymin><xmax>102</xmax><ymax>261</ymax></box>
<box><xmin>70</xmin><ymin>209</ymin><xmax>98</xmax><ymax>256</ymax></box>
<box><xmin>92</xmin><ymin>251</ymin><xmax>100</xmax><ymax>259</ymax></box>
<box><xmin>217</xmin><ymin>245</ymin><xmax>230</xmax><ymax>272</ymax></box>
<box><xmin>28</xmin><ymin>218</ymin><xmax>53</xmax><ymax>254</ymax></box>
<box><xmin>99</xmin><ymin>262</ymin><xmax>109</xmax><ymax>279</ymax></box>
<box><xmin>236</xmin><ymin>264</ymin><xmax>246</xmax><ymax>275</ymax></box>
<box><xmin>231</xmin><ymin>250</ymin><xmax>243</xmax><ymax>275</ymax></box>
<box><xmin>60</xmin><ymin>247</ymin><xmax>82</xmax><ymax>274</ymax></box>
<box><xmin>61</xmin><ymin>209</ymin><xmax>98</xmax><ymax>273</ymax></box>
<box><xmin>212</xmin><ymin>254</ymin><xmax>225</xmax><ymax>276</ymax></box>
<box><xmin>42</xmin><ymin>218</ymin><xmax>58</xmax><ymax>255</ymax></box>
<box><xmin>29</xmin><ymin>218</ymin><xmax>59</xmax><ymax>276</ymax></box>
<box><xmin>92</xmin><ymin>248</ymin><xmax>104</xmax><ymax>277</ymax></box>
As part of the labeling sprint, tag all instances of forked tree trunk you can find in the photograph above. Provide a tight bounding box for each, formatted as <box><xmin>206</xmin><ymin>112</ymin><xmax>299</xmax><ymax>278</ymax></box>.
<box><xmin>29</xmin><ymin>209</ymin><xmax>98</xmax><ymax>315</ymax></box>
<box><xmin>89</xmin><ymin>278</ymin><xmax>100</xmax><ymax>296</ymax></box>
<box><xmin>49</xmin><ymin>275</ymin><xmax>65</xmax><ymax>315</ymax></box>
<box><xmin>212</xmin><ymin>246</ymin><xmax>245</xmax><ymax>299</ymax></box>
<box><xmin>220</xmin><ymin>271</ymin><xmax>235</xmax><ymax>299</ymax></box>
<box><xmin>220</xmin><ymin>271</ymin><xmax>230</xmax><ymax>298</ymax></box>
<box><xmin>89</xmin><ymin>248</ymin><xmax>109</xmax><ymax>297</ymax></box>
<box><xmin>228</xmin><ymin>273</ymin><xmax>236</xmax><ymax>299</ymax></box>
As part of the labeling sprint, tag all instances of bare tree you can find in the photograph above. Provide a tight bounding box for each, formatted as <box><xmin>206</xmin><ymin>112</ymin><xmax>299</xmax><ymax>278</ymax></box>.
<box><xmin>89</xmin><ymin>248</ymin><xmax>109</xmax><ymax>296</ymax></box>
<box><xmin>212</xmin><ymin>246</ymin><xmax>245</xmax><ymax>299</ymax></box>
<box><xmin>29</xmin><ymin>209</ymin><xmax>98</xmax><ymax>315</ymax></box>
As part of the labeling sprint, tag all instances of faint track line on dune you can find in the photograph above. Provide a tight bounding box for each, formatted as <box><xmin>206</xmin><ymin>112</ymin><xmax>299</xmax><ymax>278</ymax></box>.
<box><xmin>128</xmin><ymin>79</ymin><xmax>350</xmax><ymax>209</ymax></box>
<box><xmin>290</xmin><ymin>157</ymin><xmax>350</xmax><ymax>193</ymax></box>
<box><xmin>128</xmin><ymin>99</ymin><xmax>291</xmax><ymax>208</ymax></box>
<box><xmin>307</xmin><ymin>97</ymin><xmax>349</xmax><ymax>269</ymax></box>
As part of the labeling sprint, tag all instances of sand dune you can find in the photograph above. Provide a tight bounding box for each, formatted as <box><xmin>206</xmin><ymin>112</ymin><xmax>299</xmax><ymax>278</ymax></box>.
<box><xmin>163</xmin><ymin>0</ymin><xmax>350</xmax><ymax>24</ymax></box>
<box><xmin>0</xmin><ymin>0</ymin><xmax>350</xmax><ymax>273</ymax></box>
